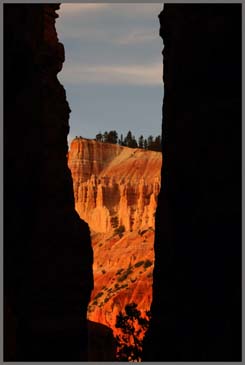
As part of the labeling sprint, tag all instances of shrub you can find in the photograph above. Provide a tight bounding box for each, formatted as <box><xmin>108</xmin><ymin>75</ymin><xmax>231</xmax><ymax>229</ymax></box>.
<box><xmin>117</xmin><ymin>272</ymin><xmax>128</xmax><ymax>282</ymax></box>
<box><xmin>116</xmin><ymin>268</ymin><xmax>124</xmax><ymax>276</ymax></box>
<box><xmin>134</xmin><ymin>260</ymin><xmax>144</xmax><ymax>268</ymax></box>
<box><xmin>94</xmin><ymin>291</ymin><xmax>103</xmax><ymax>300</ymax></box>
<box><xmin>114</xmin><ymin>225</ymin><xmax>125</xmax><ymax>238</ymax></box>
<box><xmin>140</xmin><ymin>229</ymin><xmax>148</xmax><ymax>236</ymax></box>
<box><xmin>144</xmin><ymin>259</ymin><xmax>153</xmax><ymax>269</ymax></box>
<box><xmin>117</xmin><ymin>267</ymin><xmax>133</xmax><ymax>282</ymax></box>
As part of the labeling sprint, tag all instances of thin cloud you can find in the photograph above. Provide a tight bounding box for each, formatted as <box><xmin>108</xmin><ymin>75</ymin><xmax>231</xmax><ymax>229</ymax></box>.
<box><xmin>59</xmin><ymin>63</ymin><xmax>163</xmax><ymax>86</ymax></box>
<box><xmin>58</xmin><ymin>25</ymin><xmax>109</xmax><ymax>41</ymax></box>
<box><xmin>58</xmin><ymin>3</ymin><xmax>109</xmax><ymax>15</ymax></box>
<box><xmin>117</xmin><ymin>30</ymin><xmax>158</xmax><ymax>45</ymax></box>
<box><xmin>59</xmin><ymin>3</ymin><xmax>162</xmax><ymax>17</ymax></box>
<box><xmin>58</xmin><ymin>26</ymin><xmax>159</xmax><ymax>45</ymax></box>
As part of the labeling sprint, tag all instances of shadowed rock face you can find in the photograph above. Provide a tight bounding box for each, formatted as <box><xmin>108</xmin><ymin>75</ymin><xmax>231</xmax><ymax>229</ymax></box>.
<box><xmin>4</xmin><ymin>4</ymin><xmax>93</xmax><ymax>361</ymax></box>
<box><xmin>88</xmin><ymin>320</ymin><xmax>117</xmax><ymax>361</ymax></box>
<box><xmin>143</xmin><ymin>4</ymin><xmax>241</xmax><ymax>361</ymax></box>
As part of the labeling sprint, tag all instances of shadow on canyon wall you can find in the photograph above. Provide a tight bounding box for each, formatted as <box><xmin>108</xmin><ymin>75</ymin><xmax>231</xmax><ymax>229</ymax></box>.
<box><xmin>4</xmin><ymin>3</ymin><xmax>241</xmax><ymax>362</ymax></box>
<box><xmin>143</xmin><ymin>4</ymin><xmax>241</xmax><ymax>361</ymax></box>
<box><xmin>4</xmin><ymin>4</ymin><xmax>94</xmax><ymax>361</ymax></box>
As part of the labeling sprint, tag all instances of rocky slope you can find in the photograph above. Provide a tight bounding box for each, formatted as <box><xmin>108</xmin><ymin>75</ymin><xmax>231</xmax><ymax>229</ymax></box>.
<box><xmin>68</xmin><ymin>137</ymin><xmax>162</xmax><ymax>336</ymax></box>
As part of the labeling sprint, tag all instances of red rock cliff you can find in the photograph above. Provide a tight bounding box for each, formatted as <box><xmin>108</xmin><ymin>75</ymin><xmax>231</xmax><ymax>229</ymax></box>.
<box><xmin>68</xmin><ymin>137</ymin><xmax>162</xmax><ymax>233</ymax></box>
<box><xmin>68</xmin><ymin>137</ymin><xmax>162</xmax><ymax>340</ymax></box>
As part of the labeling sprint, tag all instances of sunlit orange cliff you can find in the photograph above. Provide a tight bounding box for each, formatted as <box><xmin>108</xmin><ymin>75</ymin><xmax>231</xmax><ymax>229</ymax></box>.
<box><xmin>68</xmin><ymin>137</ymin><xmax>162</xmax><ymax>336</ymax></box>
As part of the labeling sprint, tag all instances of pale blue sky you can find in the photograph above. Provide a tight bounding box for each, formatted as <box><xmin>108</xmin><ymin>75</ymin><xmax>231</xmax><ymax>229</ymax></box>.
<box><xmin>56</xmin><ymin>3</ymin><xmax>164</xmax><ymax>144</ymax></box>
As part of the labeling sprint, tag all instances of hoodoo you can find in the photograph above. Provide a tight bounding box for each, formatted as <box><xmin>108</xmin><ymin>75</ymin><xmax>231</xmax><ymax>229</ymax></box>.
<box><xmin>68</xmin><ymin>137</ymin><xmax>162</xmax><ymax>233</ymax></box>
<box><xmin>68</xmin><ymin>137</ymin><xmax>162</xmax><ymax>336</ymax></box>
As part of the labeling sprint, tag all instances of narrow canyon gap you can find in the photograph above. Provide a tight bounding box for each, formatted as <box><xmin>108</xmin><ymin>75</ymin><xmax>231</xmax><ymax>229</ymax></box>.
<box><xmin>4</xmin><ymin>3</ymin><xmax>241</xmax><ymax>362</ymax></box>
<box><xmin>57</xmin><ymin>4</ymin><xmax>163</xmax><ymax>360</ymax></box>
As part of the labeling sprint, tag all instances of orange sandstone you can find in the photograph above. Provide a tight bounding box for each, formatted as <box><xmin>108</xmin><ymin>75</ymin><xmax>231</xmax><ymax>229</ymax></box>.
<box><xmin>68</xmin><ymin>137</ymin><xmax>162</xmax><ymax>337</ymax></box>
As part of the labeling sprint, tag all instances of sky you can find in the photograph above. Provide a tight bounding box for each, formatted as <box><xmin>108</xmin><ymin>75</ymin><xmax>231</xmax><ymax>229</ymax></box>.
<box><xmin>56</xmin><ymin>3</ymin><xmax>164</xmax><ymax>145</ymax></box>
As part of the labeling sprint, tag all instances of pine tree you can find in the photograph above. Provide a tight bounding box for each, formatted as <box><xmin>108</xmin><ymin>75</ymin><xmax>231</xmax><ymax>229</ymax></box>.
<box><xmin>107</xmin><ymin>130</ymin><xmax>118</xmax><ymax>144</ymax></box>
<box><xmin>138</xmin><ymin>135</ymin><xmax>144</xmax><ymax>149</ymax></box>
<box><xmin>124</xmin><ymin>130</ymin><xmax>133</xmax><ymax>147</ymax></box>
<box><xmin>118</xmin><ymin>133</ymin><xmax>124</xmax><ymax>146</ymax></box>
<box><xmin>147</xmin><ymin>135</ymin><xmax>153</xmax><ymax>150</ymax></box>
<box><xmin>103</xmin><ymin>131</ymin><xmax>108</xmax><ymax>143</ymax></box>
<box><xmin>130</xmin><ymin>136</ymin><xmax>138</xmax><ymax>148</ymax></box>
<box><xmin>95</xmin><ymin>132</ymin><xmax>103</xmax><ymax>142</ymax></box>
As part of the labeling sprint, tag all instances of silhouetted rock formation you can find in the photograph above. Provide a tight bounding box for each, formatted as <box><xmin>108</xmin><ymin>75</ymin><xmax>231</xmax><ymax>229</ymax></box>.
<box><xmin>88</xmin><ymin>320</ymin><xmax>117</xmax><ymax>361</ymax></box>
<box><xmin>143</xmin><ymin>4</ymin><xmax>241</xmax><ymax>361</ymax></box>
<box><xmin>68</xmin><ymin>137</ymin><xmax>161</xmax><ymax>233</ymax></box>
<box><xmin>4</xmin><ymin>4</ymin><xmax>93</xmax><ymax>361</ymax></box>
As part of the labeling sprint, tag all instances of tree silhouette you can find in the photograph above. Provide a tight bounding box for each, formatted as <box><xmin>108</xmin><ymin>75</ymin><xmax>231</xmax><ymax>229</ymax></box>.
<box><xmin>138</xmin><ymin>135</ymin><xmax>144</xmax><ymax>149</ymax></box>
<box><xmin>124</xmin><ymin>130</ymin><xmax>133</xmax><ymax>147</ymax></box>
<box><xmin>148</xmin><ymin>135</ymin><xmax>162</xmax><ymax>151</ymax></box>
<box><xmin>103</xmin><ymin>131</ymin><xmax>108</xmax><ymax>142</ymax></box>
<box><xmin>119</xmin><ymin>133</ymin><xmax>124</xmax><ymax>146</ymax></box>
<box><xmin>93</xmin><ymin>130</ymin><xmax>162</xmax><ymax>151</ymax></box>
<box><xmin>107</xmin><ymin>130</ymin><xmax>118</xmax><ymax>144</ymax></box>
<box><xmin>115</xmin><ymin>302</ymin><xmax>151</xmax><ymax>362</ymax></box>
<box><xmin>95</xmin><ymin>132</ymin><xmax>103</xmax><ymax>142</ymax></box>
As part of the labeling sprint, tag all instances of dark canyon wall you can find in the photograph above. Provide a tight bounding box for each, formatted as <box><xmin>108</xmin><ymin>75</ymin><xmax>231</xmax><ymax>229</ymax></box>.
<box><xmin>4</xmin><ymin>4</ymin><xmax>93</xmax><ymax>361</ymax></box>
<box><xmin>143</xmin><ymin>4</ymin><xmax>241</xmax><ymax>361</ymax></box>
<box><xmin>4</xmin><ymin>3</ymin><xmax>241</xmax><ymax>362</ymax></box>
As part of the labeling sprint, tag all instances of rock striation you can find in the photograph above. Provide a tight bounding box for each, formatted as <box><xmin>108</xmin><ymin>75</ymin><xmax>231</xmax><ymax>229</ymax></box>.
<box><xmin>68</xmin><ymin>137</ymin><xmax>162</xmax><ymax>339</ymax></box>
<box><xmin>68</xmin><ymin>137</ymin><xmax>162</xmax><ymax>233</ymax></box>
